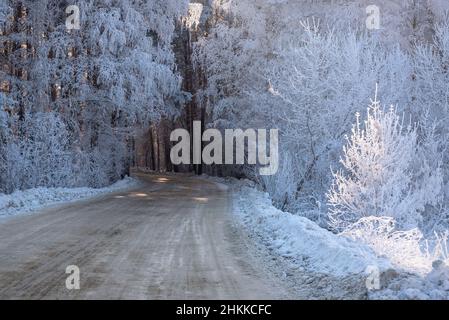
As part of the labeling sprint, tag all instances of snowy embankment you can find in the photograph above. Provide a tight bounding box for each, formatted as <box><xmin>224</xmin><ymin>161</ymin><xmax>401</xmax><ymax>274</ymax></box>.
<box><xmin>0</xmin><ymin>177</ymin><xmax>140</xmax><ymax>219</ymax></box>
<box><xmin>204</xmin><ymin>176</ymin><xmax>390</xmax><ymax>298</ymax></box>
<box><xmin>228</xmin><ymin>179</ymin><xmax>389</xmax><ymax>276</ymax></box>
<box><xmin>208</xmin><ymin>176</ymin><xmax>449</xmax><ymax>300</ymax></box>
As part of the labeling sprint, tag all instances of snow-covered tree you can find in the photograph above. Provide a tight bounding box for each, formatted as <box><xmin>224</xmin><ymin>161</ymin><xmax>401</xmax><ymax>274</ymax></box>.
<box><xmin>0</xmin><ymin>0</ymin><xmax>189</xmax><ymax>193</ymax></box>
<box><xmin>194</xmin><ymin>1</ymin><xmax>414</xmax><ymax>212</ymax></box>
<box><xmin>328</xmin><ymin>92</ymin><xmax>443</xmax><ymax>231</ymax></box>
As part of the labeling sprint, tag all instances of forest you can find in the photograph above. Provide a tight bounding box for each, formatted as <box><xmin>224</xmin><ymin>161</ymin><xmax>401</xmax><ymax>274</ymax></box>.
<box><xmin>1</xmin><ymin>0</ymin><xmax>189</xmax><ymax>193</ymax></box>
<box><xmin>2</xmin><ymin>0</ymin><xmax>449</xmax><ymax>299</ymax></box>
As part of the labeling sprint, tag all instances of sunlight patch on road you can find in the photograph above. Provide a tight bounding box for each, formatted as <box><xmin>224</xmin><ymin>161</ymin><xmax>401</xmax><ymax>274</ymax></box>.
<box><xmin>126</xmin><ymin>192</ymin><xmax>149</xmax><ymax>198</ymax></box>
<box><xmin>131</xmin><ymin>193</ymin><xmax>149</xmax><ymax>197</ymax></box>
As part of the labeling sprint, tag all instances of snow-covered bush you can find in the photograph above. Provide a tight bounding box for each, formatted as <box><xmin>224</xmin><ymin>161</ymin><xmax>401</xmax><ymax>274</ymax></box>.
<box><xmin>329</xmin><ymin>90</ymin><xmax>448</xmax><ymax>277</ymax></box>
<box><xmin>258</xmin><ymin>151</ymin><xmax>297</xmax><ymax>210</ymax></box>
<box><xmin>342</xmin><ymin>216</ymin><xmax>449</xmax><ymax>275</ymax></box>
<box><xmin>342</xmin><ymin>216</ymin><xmax>427</xmax><ymax>274</ymax></box>
<box><xmin>328</xmin><ymin>92</ymin><xmax>443</xmax><ymax>231</ymax></box>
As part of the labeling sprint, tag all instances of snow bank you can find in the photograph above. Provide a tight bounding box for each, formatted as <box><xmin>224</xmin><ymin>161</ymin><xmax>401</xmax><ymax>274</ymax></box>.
<box><xmin>223</xmin><ymin>178</ymin><xmax>390</xmax><ymax>277</ymax></box>
<box><xmin>214</xmin><ymin>177</ymin><xmax>449</xmax><ymax>299</ymax></box>
<box><xmin>0</xmin><ymin>177</ymin><xmax>140</xmax><ymax>219</ymax></box>
<box><xmin>370</xmin><ymin>261</ymin><xmax>449</xmax><ymax>300</ymax></box>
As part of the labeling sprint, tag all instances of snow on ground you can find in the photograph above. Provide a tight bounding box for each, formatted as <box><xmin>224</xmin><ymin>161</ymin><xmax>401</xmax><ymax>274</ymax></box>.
<box><xmin>202</xmin><ymin>176</ymin><xmax>388</xmax><ymax>298</ymax></box>
<box><xmin>230</xmin><ymin>179</ymin><xmax>389</xmax><ymax>277</ymax></box>
<box><xmin>369</xmin><ymin>264</ymin><xmax>449</xmax><ymax>299</ymax></box>
<box><xmin>205</xmin><ymin>175</ymin><xmax>449</xmax><ymax>300</ymax></box>
<box><xmin>0</xmin><ymin>177</ymin><xmax>140</xmax><ymax>220</ymax></box>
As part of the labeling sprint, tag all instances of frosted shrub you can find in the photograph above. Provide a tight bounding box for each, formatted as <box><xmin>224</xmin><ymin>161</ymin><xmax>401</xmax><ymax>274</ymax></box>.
<box><xmin>328</xmin><ymin>92</ymin><xmax>443</xmax><ymax>231</ymax></box>
<box><xmin>424</xmin><ymin>232</ymin><xmax>449</xmax><ymax>266</ymax></box>
<box><xmin>331</xmin><ymin>91</ymin><xmax>448</xmax><ymax>275</ymax></box>
<box><xmin>342</xmin><ymin>216</ymin><xmax>449</xmax><ymax>275</ymax></box>
<box><xmin>258</xmin><ymin>151</ymin><xmax>297</xmax><ymax>211</ymax></box>
<box><xmin>342</xmin><ymin>216</ymin><xmax>428</xmax><ymax>274</ymax></box>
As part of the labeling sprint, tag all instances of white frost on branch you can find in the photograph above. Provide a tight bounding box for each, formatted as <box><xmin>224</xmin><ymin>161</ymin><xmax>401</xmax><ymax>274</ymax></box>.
<box><xmin>328</xmin><ymin>93</ymin><xmax>444</xmax><ymax>232</ymax></box>
<box><xmin>184</xmin><ymin>3</ymin><xmax>204</xmax><ymax>30</ymax></box>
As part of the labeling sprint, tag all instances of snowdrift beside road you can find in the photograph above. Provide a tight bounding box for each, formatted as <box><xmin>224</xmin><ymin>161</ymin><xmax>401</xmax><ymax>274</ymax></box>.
<box><xmin>0</xmin><ymin>177</ymin><xmax>140</xmax><ymax>219</ymax></box>
<box><xmin>228</xmin><ymin>178</ymin><xmax>390</xmax><ymax>277</ymax></box>
<box><xmin>215</xmin><ymin>177</ymin><xmax>449</xmax><ymax>300</ymax></box>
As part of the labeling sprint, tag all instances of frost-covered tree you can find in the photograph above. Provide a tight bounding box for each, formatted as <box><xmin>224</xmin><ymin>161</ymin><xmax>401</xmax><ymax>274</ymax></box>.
<box><xmin>194</xmin><ymin>1</ymin><xmax>414</xmax><ymax>213</ymax></box>
<box><xmin>0</xmin><ymin>1</ymin><xmax>11</xmax><ymax>28</ymax></box>
<box><xmin>266</xmin><ymin>21</ymin><xmax>412</xmax><ymax>205</ymax></box>
<box><xmin>7</xmin><ymin>113</ymin><xmax>72</xmax><ymax>191</ymax></box>
<box><xmin>0</xmin><ymin>0</ymin><xmax>189</xmax><ymax>193</ymax></box>
<box><xmin>328</xmin><ymin>93</ymin><xmax>443</xmax><ymax>231</ymax></box>
<box><xmin>194</xmin><ymin>1</ymin><xmax>449</xmax><ymax>235</ymax></box>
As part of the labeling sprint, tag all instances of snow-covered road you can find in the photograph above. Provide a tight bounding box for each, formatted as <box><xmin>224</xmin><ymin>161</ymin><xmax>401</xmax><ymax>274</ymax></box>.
<box><xmin>0</xmin><ymin>173</ymin><xmax>290</xmax><ymax>299</ymax></box>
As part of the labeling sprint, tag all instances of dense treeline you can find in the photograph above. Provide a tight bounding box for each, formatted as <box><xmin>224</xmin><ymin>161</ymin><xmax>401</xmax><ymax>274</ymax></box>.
<box><xmin>0</xmin><ymin>0</ymin><xmax>188</xmax><ymax>193</ymax></box>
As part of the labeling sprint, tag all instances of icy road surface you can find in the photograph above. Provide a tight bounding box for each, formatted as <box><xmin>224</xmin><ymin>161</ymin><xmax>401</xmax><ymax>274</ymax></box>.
<box><xmin>0</xmin><ymin>173</ymin><xmax>290</xmax><ymax>299</ymax></box>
